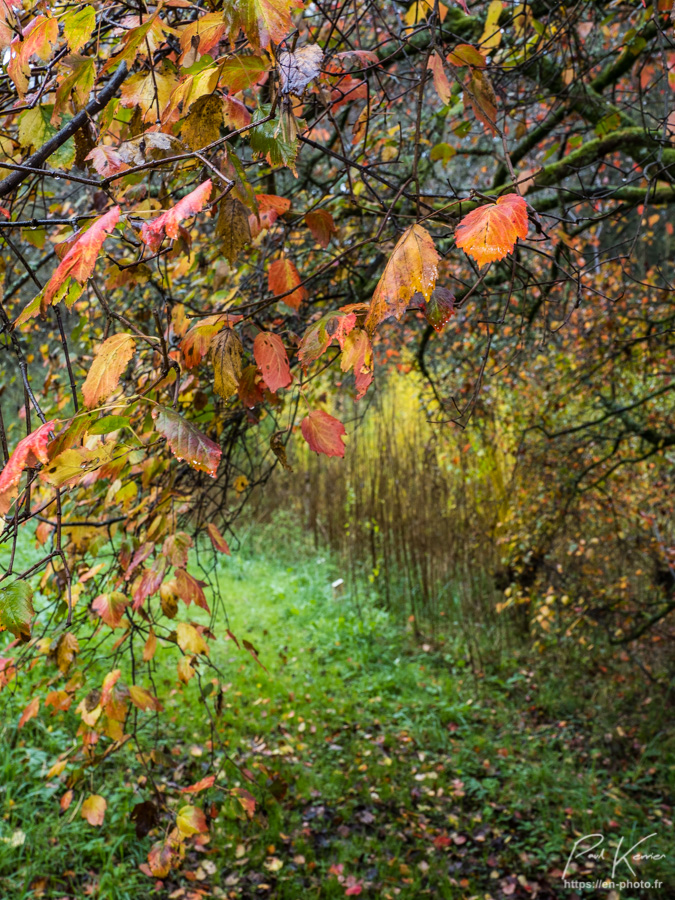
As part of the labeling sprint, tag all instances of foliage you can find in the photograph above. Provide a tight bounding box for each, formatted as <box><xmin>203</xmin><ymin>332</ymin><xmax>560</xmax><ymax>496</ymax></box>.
<box><xmin>0</xmin><ymin>0</ymin><xmax>673</xmax><ymax>886</ymax></box>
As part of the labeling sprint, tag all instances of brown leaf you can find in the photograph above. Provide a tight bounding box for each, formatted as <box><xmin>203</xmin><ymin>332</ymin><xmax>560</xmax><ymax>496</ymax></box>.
<box><xmin>211</xmin><ymin>329</ymin><xmax>243</xmax><ymax>399</ymax></box>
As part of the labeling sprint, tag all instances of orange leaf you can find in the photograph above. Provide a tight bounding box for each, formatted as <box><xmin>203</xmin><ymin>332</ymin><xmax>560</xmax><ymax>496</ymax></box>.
<box><xmin>141</xmin><ymin>180</ymin><xmax>212</xmax><ymax>252</ymax></box>
<box><xmin>268</xmin><ymin>255</ymin><xmax>307</xmax><ymax>309</ymax></box>
<box><xmin>365</xmin><ymin>224</ymin><xmax>439</xmax><ymax>330</ymax></box>
<box><xmin>42</xmin><ymin>207</ymin><xmax>120</xmax><ymax>312</ymax></box>
<box><xmin>8</xmin><ymin>16</ymin><xmax>58</xmax><ymax>96</ymax></box>
<box><xmin>18</xmin><ymin>696</ymin><xmax>39</xmax><ymax>729</ymax></box>
<box><xmin>301</xmin><ymin>410</ymin><xmax>346</xmax><ymax>458</ymax></box>
<box><xmin>181</xmin><ymin>775</ymin><xmax>216</xmax><ymax>794</ymax></box>
<box><xmin>206</xmin><ymin>522</ymin><xmax>230</xmax><ymax>554</ymax></box>
<box><xmin>305</xmin><ymin>209</ymin><xmax>337</xmax><ymax>248</ymax></box>
<box><xmin>455</xmin><ymin>193</ymin><xmax>528</xmax><ymax>266</ymax></box>
<box><xmin>253</xmin><ymin>332</ymin><xmax>292</xmax><ymax>393</ymax></box>
<box><xmin>128</xmin><ymin>684</ymin><xmax>163</xmax><ymax>711</ymax></box>
<box><xmin>0</xmin><ymin>420</ymin><xmax>55</xmax><ymax>517</ymax></box>
<box><xmin>82</xmin><ymin>333</ymin><xmax>136</xmax><ymax>409</ymax></box>
<box><xmin>427</xmin><ymin>52</ymin><xmax>452</xmax><ymax>105</ymax></box>
<box><xmin>81</xmin><ymin>794</ymin><xmax>107</xmax><ymax>826</ymax></box>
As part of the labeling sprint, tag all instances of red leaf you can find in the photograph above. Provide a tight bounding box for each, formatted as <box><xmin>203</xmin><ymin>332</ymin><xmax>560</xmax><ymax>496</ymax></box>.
<box><xmin>455</xmin><ymin>193</ymin><xmax>528</xmax><ymax>266</ymax></box>
<box><xmin>153</xmin><ymin>406</ymin><xmax>221</xmax><ymax>477</ymax></box>
<box><xmin>206</xmin><ymin>523</ymin><xmax>230</xmax><ymax>554</ymax></box>
<box><xmin>141</xmin><ymin>180</ymin><xmax>212</xmax><ymax>252</ymax></box>
<box><xmin>41</xmin><ymin>207</ymin><xmax>120</xmax><ymax>310</ymax></box>
<box><xmin>181</xmin><ymin>775</ymin><xmax>216</xmax><ymax>794</ymax></box>
<box><xmin>305</xmin><ymin>209</ymin><xmax>337</xmax><ymax>247</ymax></box>
<box><xmin>0</xmin><ymin>420</ymin><xmax>55</xmax><ymax>516</ymax></box>
<box><xmin>8</xmin><ymin>16</ymin><xmax>58</xmax><ymax>96</ymax></box>
<box><xmin>301</xmin><ymin>410</ymin><xmax>346</xmax><ymax>457</ymax></box>
<box><xmin>268</xmin><ymin>255</ymin><xmax>307</xmax><ymax>310</ymax></box>
<box><xmin>253</xmin><ymin>332</ymin><xmax>292</xmax><ymax>392</ymax></box>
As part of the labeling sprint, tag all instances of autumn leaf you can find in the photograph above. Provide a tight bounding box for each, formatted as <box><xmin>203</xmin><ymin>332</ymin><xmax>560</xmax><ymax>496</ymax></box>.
<box><xmin>217</xmin><ymin>196</ymin><xmax>252</xmax><ymax>265</ymax></box>
<box><xmin>465</xmin><ymin>69</ymin><xmax>498</xmax><ymax>135</ymax></box>
<box><xmin>301</xmin><ymin>410</ymin><xmax>347</xmax><ymax>457</ymax></box>
<box><xmin>176</xmin><ymin>621</ymin><xmax>209</xmax><ymax>655</ymax></box>
<box><xmin>0</xmin><ymin>420</ymin><xmax>55</xmax><ymax>516</ymax></box>
<box><xmin>37</xmin><ymin>207</ymin><xmax>120</xmax><ymax>316</ymax></box>
<box><xmin>268</xmin><ymin>255</ymin><xmax>307</xmax><ymax>309</ymax></box>
<box><xmin>455</xmin><ymin>193</ymin><xmax>529</xmax><ymax>266</ymax></box>
<box><xmin>81</xmin><ymin>794</ymin><xmax>107</xmax><ymax>826</ymax></box>
<box><xmin>228</xmin><ymin>0</ymin><xmax>304</xmax><ymax>52</ymax></box>
<box><xmin>181</xmin><ymin>775</ymin><xmax>216</xmax><ymax>794</ymax></box>
<box><xmin>181</xmin><ymin>316</ymin><xmax>226</xmax><ymax>369</ymax></box>
<box><xmin>146</xmin><ymin>841</ymin><xmax>173</xmax><ymax>877</ymax></box>
<box><xmin>63</xmin><ymin>6</ymin><xmax>96</xmax><ymax>53</ymax></box>
<box><xmin>163</xmin><ymin>532</ymin><xmax>193</xmax><ymax>569</ymax></box>
<box><xmin>211</xmin><ymin>328</ymin><xmax>243</xmax><ymax>398</ymax></box>
<box><xmin>92</xmin><ymin>592</ymin><xmax>128</xmax><ymax>629</ymax></box>
<box><xmin>174</xmin><ymin>569</ymin><xmax>210</xmax><ymax>612</ymax></box>
<box><xmin>18</xmin><ymin>697</ymin><xmax>40</xmax><ymax>729</ymax></box>
<box><xmin>424</xmin><ymin>287</ymin><xmax>456</xmax><ymax>332</ymax></box>
<box><xmin>141</xmin><ymin>180</ymin><xmax>212</xmax><ymax>252</ymax></box>
<box><xmin>278</xmin><ymin>44</ymin><xmax>324</xmax><ymax>95</ymax></box>
<box><xmin>56</xmin><ymin>632</ymin><xmax>80</xmax><ymax>674</ymax></box>
<box><xmin>8</xmin><ymin>16</ymin><xmax>58</xmax><ymax>96</ymax></box>
<box><xmin>366</xmin><ymin>225</ymin><xmax>439</xmax><ymax>330</ymax></box>
<box><xmin>0</xmin><ymin>582</ymin><xmax>35</xmax><ymax>639</ymax></box>
<box><xmin>82</xmin><ymin>333</ymin><xmax>136</xmax><ymax>409</ymax></box>
<box><xmin>206</xmin><ymin>522</ymin><xmax>231</xmax><ymax>554</ymax></box>
<box><xmin>253</xmin><ymin>332</ymin><xmax>293</xmax><ymax>392</ymax></box>
<box><xmin>176</xmin><ymin>805</ymin><xmax>208</xmax><ymax>837</ymax></box>
<box><xmin>305</xmin><ymin>209</ymin><xmax>337</xmax><ymax>248</ymax></box>
<box><xmin>219</xmin><ymin>55</ymin><xmax>270</xmax><ymax>93</ymax></box>
<box><xmin>340</xmin><ymin>329</ymin><xmax>373</xmax><ymax>400</ymax></box>
<box><xmin>128</xmin><ymin>684</ymin><xmax>163</xmax><ymax>711</ymax></box>
<box><xmin>153</xmin><ymin>406</ymin><xmax>222</xmax><ymax>477</ymax></box>
<box><xmin>428</xmin><ymin>52</ymin><xmax>452</xmax><ymax>105</ymax></box>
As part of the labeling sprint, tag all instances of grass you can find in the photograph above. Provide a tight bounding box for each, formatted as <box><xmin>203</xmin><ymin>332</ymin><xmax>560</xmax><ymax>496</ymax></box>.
<box><xmin>1</xmin><ymin>537</ymin><xmax>673</xmax><ymax>899</ymax></box>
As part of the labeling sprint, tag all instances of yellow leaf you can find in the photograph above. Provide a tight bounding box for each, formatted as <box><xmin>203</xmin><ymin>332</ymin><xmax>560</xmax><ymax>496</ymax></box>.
<box><xmin>176</xmin><ymin>622</ymin><xmax>209</xmax><ymax>655</ymax></box>
<box><xmin>365</xmin><ymin>225</ymin><xmax>439</xmax><ymax>330</ymax></box>
<box><xmin>81</xmin><ymin>794</ymin><xmax>106</xmax><ymax>826</ymax></box>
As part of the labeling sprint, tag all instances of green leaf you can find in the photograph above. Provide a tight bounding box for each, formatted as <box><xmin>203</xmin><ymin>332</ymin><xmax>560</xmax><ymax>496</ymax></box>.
<box><xmin>63</xmin><ymin>6</ymin><xmax>97</xmax><ymax>53</ymax></box>
<box><xmin>0</xmin><ymin>582</ymin><xmax>35</xmax><ymax>639</ymax></box>
<box><xmin>249</xmin><ymin>106</ymin><xmax>298</xmax><ymax>171</ymax></box>
<box><xmin>88</xmin><ymin>415</ymin><xmax>130</xmax><ymax>435</ymax></box>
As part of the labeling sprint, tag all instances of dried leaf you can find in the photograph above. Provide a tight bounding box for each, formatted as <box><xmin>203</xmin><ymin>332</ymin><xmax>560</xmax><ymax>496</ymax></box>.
<box><xmin>304</xmin><ymin>209</ymin><xmax>337</xmax><ymax>248</ymax></box>
<box><xmin>278</xmin><ymin>44</ymin><xmax>324</xmax><ymax>95</ymax></box>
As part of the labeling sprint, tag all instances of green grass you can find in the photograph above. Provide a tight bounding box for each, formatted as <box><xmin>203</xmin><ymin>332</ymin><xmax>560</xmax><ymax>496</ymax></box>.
<box><xmin>1</xmin><ymin>540</ymin><xmax>673</xmax><ymax>898</ymax></box>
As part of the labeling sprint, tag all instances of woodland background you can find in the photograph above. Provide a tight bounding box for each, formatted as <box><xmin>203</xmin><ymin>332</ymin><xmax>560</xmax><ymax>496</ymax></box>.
<box><xmin>0</xmin><ymin>0</ymin><xmax>673</xmax><ymax>897</ymax></box>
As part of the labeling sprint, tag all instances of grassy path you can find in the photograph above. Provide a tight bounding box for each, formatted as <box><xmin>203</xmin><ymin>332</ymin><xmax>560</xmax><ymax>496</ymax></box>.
<box><xmin>1</xmin><ymin>549</ymin><xmax>672</xmax><ymax>898</ymax></box>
